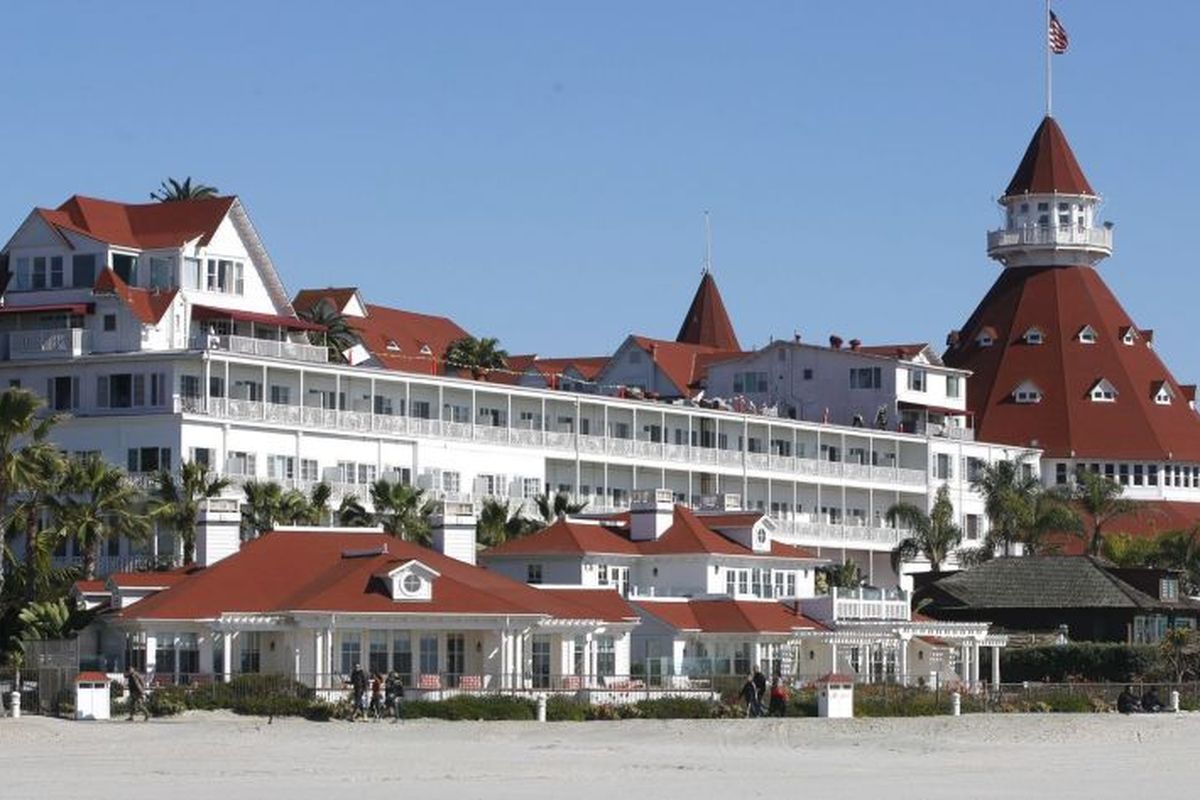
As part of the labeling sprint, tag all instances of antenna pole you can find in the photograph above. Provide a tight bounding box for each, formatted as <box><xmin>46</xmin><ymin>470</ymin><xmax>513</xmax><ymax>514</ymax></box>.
<box><xmin>703</xmin><ymin>211</ymin><xmax>712</xmax><ymax>274</ymax></box>
<box><xmin>1045</xmin><ymin>0</ymin><xmax>1052</xmax><ymax>117</ymax></box>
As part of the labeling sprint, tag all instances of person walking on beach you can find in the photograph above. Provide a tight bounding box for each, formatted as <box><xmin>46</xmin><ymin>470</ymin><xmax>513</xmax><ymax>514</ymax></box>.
<box><xmin>349</xmin><ymin>663</ymin><xmax>368</xmax><ymax>720</ymax></box>
<box><xmin>752</xmin><ymin>665</ymin><xmax>767</xmax><ymax>717</ymax></box>
<box><xmin>768</xmin><ymin>675</ymin><xmax>788</xmax><ymax>717</ymax></box>
<box><xmin>369</xmin><ymin>673</ymin><xmax>384</xmax><ymax>719</ymax></box>
<box><xmin>125</xmin><ymin>666</ymin><xmax>149</xmax><ymax>721</ymax></box>
<box><xmin>385</xmin><ymin>670</ymin><xmax>405</xmax><ymax>721</ymax></box>
<box><xmin>740</xmin><ymin>673</ymin><xmax>760</xmax><ymax>718</ymax></box>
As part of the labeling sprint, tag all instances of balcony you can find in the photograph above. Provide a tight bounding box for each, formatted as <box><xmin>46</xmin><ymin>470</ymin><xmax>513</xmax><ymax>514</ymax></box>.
<box><xmin>805</xmin><ymin>587</ymin><xmax>911</xmax><ymax>624</ymax></box>
<box><xmin>915</xmin><ymin>422</ymin><xmax>975</xmax><ymax>442</ymax></box>
<box><xmin>6</xmin><ymin>328</ymin><xmax>90</xmax><ymax>360</ymax></box>
<box><xmin>774</xmin><ymin>519</ymin><xmax>911</xmax><ymax>548</ymax></box>
<box><xmin>986</xmin><ymin>224</ymin><xmax>1113</xmax><ymax>258</ymax></box>
<box><xmin>192</xmin><ymin>333</ymin><xmax>328</xmax><ymax>364</ymax></box>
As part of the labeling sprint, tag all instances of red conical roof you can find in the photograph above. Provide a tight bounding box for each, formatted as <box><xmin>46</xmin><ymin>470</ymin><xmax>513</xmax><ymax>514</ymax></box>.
<box><xmin>676</xmin><ymin>271</ymin><xmax>740</xmax><ymax>351</ymax></box>
<box><xmin>1004</xmin><ymin>117</ymin><xmax>1095</xmax><ymax>197</ymax></box>
<box><xmin>944</xmin><ymin>265</ymin><xmax>1200</xmax><ymax>461</ymax></box>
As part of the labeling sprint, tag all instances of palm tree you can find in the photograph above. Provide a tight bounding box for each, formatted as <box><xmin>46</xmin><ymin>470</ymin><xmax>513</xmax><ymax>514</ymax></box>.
<box><xmin>278</xmin><ymin>488</ymin><xmax>315</xmax><ymax>526</ymax></box>
<box><xmin>444</xmin><ymin>336</ymin><xmax>509</xmax><ymax>380</ymax></box>
<box><xmin>298</xmin><ymin>300</ymin><xmax>357</xmax><ymax>364</ymax></box>
<box><xmin>13</xmin><ymin>443</ymin><xmax>66</xmax><ymax>582</ymax></box>
<box><xmin>309</xmin><ymin>482</ymin><xmax>333</xmax><ymax>526</ymax></box>
<box><xmin>1022</xmin><ymin>491</ymin><xmax>1082</xmax><ymax>555</ymax></box>
<box><xmin>822</xmin><ymin>560</ymin><xmax>864</xmax><ymax>590</ymax></box>
<box><xmin>241</xmin><ymin>480</ymin><xmax>287</xmax><ymax>539</ymax></box>
<box><xmin>337</xmin><ymin>495</ymin><xmax>373</xmax><ymax>527</ymax></box>
<box><xmin>971</xmin><ymin>459</ymin><xmax>1041</xmax><ymax>556</ymax></box>
<box><xmin>476</xmin><ymin>498</ymin><xmax>535</xmax><ymax>547</ymax></box>
<box><xmin>369</xmin><ymin>479</ymin><xmax>434</xmax><ymax>542</ymax></box>
<box><xmin>1055</xmin><ymin>470</ymin><xmax>1141</xmax><ymax>556</ymax></box>
<box><xmin>0</xmin><ymin>389</ymin><xmax>62</xmax><ymax>583</ymax></box>
<box><xmin>150</xmin><ymin>177</ymin><xmax>219</xmax><ymax>202</ymax></box>
<box><xmin>532</xmin><ymin>492</ymin><xmax>588</xmax><ymax>527</ymax></box>
<box><xmin>148</xmin><ymin>461</ymin><xmax>231</xmax><ymax>566</ymax></box>
<box><xmin>887</xmin><ymin>484</ymin><xmax>962</xmax><ymax>574</ymax></box>
<box><xmin>53</xmin><ymin>455</ymin><xmax>148</xmax><ymax>580</ymax></box>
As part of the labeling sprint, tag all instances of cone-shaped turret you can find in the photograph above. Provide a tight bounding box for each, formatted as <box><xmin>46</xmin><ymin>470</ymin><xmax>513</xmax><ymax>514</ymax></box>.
<box><xmin>676</xmin><ymin>271</ymin><xmax>740</xmax><ymax>351</ymax></box>
<box><xmin>1004</xmin><ymin>116</ymin><xmax>1095</xmax><ymax>198</ymax></box>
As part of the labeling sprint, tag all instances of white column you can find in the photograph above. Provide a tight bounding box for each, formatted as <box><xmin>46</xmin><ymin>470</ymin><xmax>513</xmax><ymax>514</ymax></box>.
<box><xmin>144</xmin><ymin>633</ymin><xmax>158</xmax><ymax>677</ymax></box>
<box><xmin>830</xmin><ymin>642</ymin><xmax>839</xmax><ymax>674</ymax></box>
<box><xmin>221</xmin><ymin>632</ymin><xmax>233</xmax><ymax>681</ymax></box>
<box><xmin>314</xmin><ymin>629</ymin><xmax>324</xmax><ymax>689</ymax></box>
<box><xmin>991</xmin><ymin>645</ymin><xmax>1001</xmax><ymax>686</ymax></box>
<box><xmin>970</xmin><ymin>642</ymin><xmax>981</xmax><ymax>687</ymax></box>
<box><xmin>898</xmin><ymin>635</ymin><xmax>909</xmax><ymax>686</ymax></box>
<box><xmin>960</xmin><ymin>642</ymin><xmax>971</xmax><ymax>687</ymax></box>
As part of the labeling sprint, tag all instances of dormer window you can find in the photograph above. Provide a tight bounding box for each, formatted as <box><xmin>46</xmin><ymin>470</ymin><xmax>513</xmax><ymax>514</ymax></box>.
<box><xmin>1077</xmin><ymin>325</ymin><xmax>1098</xmax><ymax>345</ymax></box>
<box><xmin>1161</xmin><ymin>578</ymin><xmax>1180</xmax><ymax>601</ymax></box>
<box><xmin>377</xmin><ymin>560</ymin><xmax>439</xmax><ymax>602</ymax></box>
<box><xmin>1153</xmin><ymin>382</ymin><xmax>1174</xmax><ymax>406</ymax></box>
<box><xmin>419</xmin><ymin>344</ymin><xmax>433</xmax><ymax>356</ymax></box>
<box><xmin>975</xmin><ymin>327</ymin><xmax>997</xmax><ymax>348</ymax></box>
<box><xmin>1121</xmin><ymin>327</ymin><xmax>1138</xmax><ymax>346</ymax></box>
<box><xmin>1023</xmin><ymin>327</ymin><xmax>1044</xmax><ymax>345</ymax></box>
<box><xmin>1089</xmin><ymin>379</ymin><xmax>1118</xmax><ymax>403</ymax></box>
<box><xmin>385</xmin><ymin>339</ymin><xmax>400</xmax><ymax>352</ymax></box>
<box><xmin>1013</xmin><ymin>380</ymin><xmax>1043</xmax><ymax>404</ymax></box>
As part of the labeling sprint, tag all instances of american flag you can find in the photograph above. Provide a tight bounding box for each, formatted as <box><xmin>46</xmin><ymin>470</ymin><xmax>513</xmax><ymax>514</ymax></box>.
<box><xmin>1049</xmin><ymin>10</ymin><xmax>1069</xmax><ymax>54</ymax></box>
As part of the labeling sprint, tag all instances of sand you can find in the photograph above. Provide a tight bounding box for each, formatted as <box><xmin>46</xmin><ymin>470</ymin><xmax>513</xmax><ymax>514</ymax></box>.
<box><xmin>3</xmin><ymin>711</ymin><xmax>1197</xmax><ymax>799</ymax></box>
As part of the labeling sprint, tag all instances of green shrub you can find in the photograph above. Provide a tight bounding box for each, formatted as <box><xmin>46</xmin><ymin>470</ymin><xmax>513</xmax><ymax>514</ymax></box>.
<box><xmin>1001</xmin><ymin>644</ymin><xmax>1158</xmax><ymax>683</ymax></box>
<box><xmin>854</xmin><ymin>685</ymin><xmax>952</xmax><ymax>717</ymax></box>
<box><xmin>147</xmin><ymin>686</ymin><xmax>188</xmax><ymax>717</ymax></box>
<box><xmin>400</xmin><ymin>695</ymin><xmax>537</xmax><ymax>721</ymax></box>
<box><xmin>626</xmin><ymin>697</ymin><xmax>722</xmax><ymax>719</ymax></box>
<box><xmin>546</xmin><ymin>696</ymin><xmax>588</xmax><ymax>721</ymax></box>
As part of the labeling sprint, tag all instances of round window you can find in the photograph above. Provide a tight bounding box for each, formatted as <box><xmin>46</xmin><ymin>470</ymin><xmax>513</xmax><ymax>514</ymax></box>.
<box><xmin>402</xmin><ymin>573</ymin><xmax>423</xmax><ymax>594</ymax></box>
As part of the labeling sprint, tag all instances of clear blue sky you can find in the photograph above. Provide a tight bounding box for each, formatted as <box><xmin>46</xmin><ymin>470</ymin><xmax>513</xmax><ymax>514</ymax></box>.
<box><xmin>4</xmin><ymin>2</ymin><xmax>1199</xmax><ymax>377</ymax></box>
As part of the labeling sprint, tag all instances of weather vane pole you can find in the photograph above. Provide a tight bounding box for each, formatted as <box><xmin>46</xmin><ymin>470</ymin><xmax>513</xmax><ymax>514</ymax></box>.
<box><xmin>1045</xmin><ymin>0</ymin><xmax>1052</xmax><ymax>117</ymax></box>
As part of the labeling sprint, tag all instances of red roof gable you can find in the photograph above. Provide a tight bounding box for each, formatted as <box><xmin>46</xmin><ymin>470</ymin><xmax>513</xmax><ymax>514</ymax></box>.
<box><xmin>1004</xmin><ymin>117</ymin><xmax>1095</xmax><ymax>197</ymax></box>
<box><xmin>629</xmin><ymin>335</ymin><xmax>738</xmax><ymax>396</ymax></box>
<box><xmin>93</xmin><ymin>268</ymin><xmax>176</xmax><ymax>324</ymax></box>
<box><xmin>676</xmin><ymin>271</ymin><xmax>741</xmax><ymax>350</ymax></box>
<box><xmin>118</xmin><ymin>531</ymin><xmax>635</xmax><ymax>622</ymax></box>
<box><xmin>944</xmin><ymin>264</ymin><xmax>1200</xmax><ymax>461</ymax></box>
<box><xmin>635</xmin><ymin>599</ymin><xmax>827</xmax><ymax>634</ymax></box>
<box><xmin>485</xmin><ymin>506</ymin><xmax>818</xmax><ymax>560</ymax></box>
<box><xmin>37</xmin><ymin>195</ymin><xmax>235</xmax><ymax>249</ymax></box>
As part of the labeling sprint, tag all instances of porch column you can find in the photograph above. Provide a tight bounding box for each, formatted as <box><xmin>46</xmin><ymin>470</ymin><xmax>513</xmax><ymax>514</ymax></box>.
<box><xmin>970</xmin><ymin>641</ymin><xmax>981</xmax><ymax>687</ymax></box>
<box><xmin>959</xmin><ymin>642</ymin><xmax>971</xmax><ymax>688</ymax></box>
<box><xmin>897</xmin><ymin>634</ymin><xmax>909</xmax><ymax>687</ymax></box>
<box><xmin>199</xmin><ymin>634</ymin><xmax>214</xmax><ymax>679</ymax></box>
<box><xmin>313</xmin><ymin>629</ymin><xmax>324</xmax><ymax>689</ymax></box>
<box><xmin>221</xmin><ymin>632</ymin><xmax>233</xmax><ymax>680</ymax></box>
<box><xmin>991</xmin><ymin>645</ymin><xmax>1001</xmax><ymax>686</ymax></box>
<box><xmin>144</xmin><ymin>633</ymin><xmax>158</xmax><ymax>677</ymax></box>
<box><xmin>829</xmin><ymin>642</ymin><xmax>839</xmax><ymax>674</ymax></box>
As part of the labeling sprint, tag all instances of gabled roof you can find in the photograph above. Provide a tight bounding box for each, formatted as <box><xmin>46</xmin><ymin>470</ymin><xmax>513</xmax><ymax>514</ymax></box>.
<box><xmin>635</xmin><ymin>599</ymin><xmax>827</xmax><ymax>634</ymax></box>
<box><xmin>118</xmin><ymin>530</ymin><xmax>637</xmax><ymax>623</ymax></box>
<box><xmin>626</xmin><ymin>335</ymin><xmax>738</xmax><ymax>396</ymax></box>
<box><xmin>858</xmin><ymin>343</ymin><xmax>938</xmax><ymax>363</ymax></box>
<box><xmin>93</xmin><ymin>268</ymin><xmax>177</xmax><ymax>325</ymax></box>
<box><xmin>922</xmin><ymin>556</ymin><xmax>1168</xmax><ymax>610</ymax></box>
<box><xmin>34</xmin><ymin>195</ymin><xmax>236</xmax><ymax>249</ymax></box>
<box><xmin>483</xmin><ymin>505</ymin><xmax>819</xmax><ymax>560</ymax></box>
<box><xmin>1004</xmin><ymin>116</ymin><xmax>1095</xmax><ymax>197</ymax></box>
<box><xmin>676</xmin><ymin>271</ymin><xmax>741</xmax><ymax>350</ymax></box>
<box><xmin>943</xmin><ymin>264</ymin><xmax>1200</xmax><ymax>460</ymax></box>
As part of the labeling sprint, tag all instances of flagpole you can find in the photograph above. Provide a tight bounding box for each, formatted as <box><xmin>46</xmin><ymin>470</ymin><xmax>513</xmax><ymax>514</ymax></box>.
<box><xmin>1045</xmin><ymin>0</ymin><xmax>1052</xmax><ymax>117</ymax></box>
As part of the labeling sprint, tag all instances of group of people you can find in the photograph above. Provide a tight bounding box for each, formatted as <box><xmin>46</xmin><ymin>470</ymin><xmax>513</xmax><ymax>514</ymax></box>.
<box><xmin>739</xmin><ymin>665</ymin><xmax>789</xmax><ymax>717</ymax></box>
<box><xmin>1117</xmin><ymin>685</ymin><xmax>1167</xmax><ymax>714</ymax></box>
<box><xmin>347</xmin><ymin>663</ymin><xmax>406</xmax><ymax>720</ymax></box>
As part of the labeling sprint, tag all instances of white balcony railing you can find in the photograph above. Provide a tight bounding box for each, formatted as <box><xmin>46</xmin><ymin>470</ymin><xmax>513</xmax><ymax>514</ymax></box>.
<box><xmin>805</xmin><ymin>587</ymin><xmax>911</xmax><ymax>624</ymax></box>
<box><xmin>8</xmin><ymin>328</ymin><xmax>90</xmax><ymax>360</ymax></box>
<box><xmin>986</xmin><ymin>224</ymin><xmax>1113</xmax><ymax>254</ymax></box>
<box><xmin>193</xmin><ymin>333</ymin><xmax>328</xmax><ymax>363</ymax></box>
<box><xmin>774</xmin><ymin>519</ymin><xmax>911</xmax><ymax>548</ymax></box>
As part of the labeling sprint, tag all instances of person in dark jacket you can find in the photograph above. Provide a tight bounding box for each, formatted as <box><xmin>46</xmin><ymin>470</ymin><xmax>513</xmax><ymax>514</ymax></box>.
<box><xmin>751</xmin><ymin>665</ymin><xmax>767</xmax><ymax>717</ymax></box>
<box><xmin>739</xmin><ymin>674</ymin><xmax>760</xmax><ymax>717</ymax></box>
<box><xmin>1142</xmin><ymin>687</ymin><xmax>1164</xmax><ymax>713</ymax></box>
<box><xmin>1117</xmin><ymin>685</ymin><xmax>1141</xmax><ymax>714</ymax></box>
<box><xmin>125</xmin><ymin>666</ymin><xmax>150</xmax><ymax>721</ymax></box>
<box><xmin>384</xmin><ymin>670</ymin><xmax>405</xmax><ymax>720</ymax></box>
<box><xmin>349</xmin><ymin>663</ymin><xmax>368</xmax><ymax>719</ymax></box>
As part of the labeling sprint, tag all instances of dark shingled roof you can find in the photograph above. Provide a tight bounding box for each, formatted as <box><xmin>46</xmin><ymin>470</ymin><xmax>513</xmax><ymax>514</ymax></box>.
<box><xmin>926</xmin><ymin>556</ymin><xmax>1161</xmax><ymax>610</ymax></box>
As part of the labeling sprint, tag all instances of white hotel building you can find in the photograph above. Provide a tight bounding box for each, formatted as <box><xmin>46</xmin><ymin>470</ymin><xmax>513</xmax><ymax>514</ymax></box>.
<box><xmin>0</xmin><ymin>193</ymin><xmax>1036</xmax><ymax>585</ymax></box>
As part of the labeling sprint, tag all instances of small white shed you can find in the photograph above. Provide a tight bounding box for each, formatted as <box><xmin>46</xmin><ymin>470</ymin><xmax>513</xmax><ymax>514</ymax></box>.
<box><xmin>816</xmin><ymin>673</ymin><xmax>854</xmax><ymax>718</ymax></box>
<box><xmin>75</xmin><ymin>672</ymin><xmax>111</xmax><ymax>721</ymax></box>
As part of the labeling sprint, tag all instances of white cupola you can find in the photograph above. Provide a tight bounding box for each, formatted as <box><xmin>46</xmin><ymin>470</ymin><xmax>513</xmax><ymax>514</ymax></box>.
<box><xmin>986</xmin><ymin>117</ymin><xmax>1113</xmax><ymax>269</ymax></box>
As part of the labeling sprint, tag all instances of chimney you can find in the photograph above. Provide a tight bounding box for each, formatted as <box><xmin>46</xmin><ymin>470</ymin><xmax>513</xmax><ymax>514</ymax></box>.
<box><xmin>195</xmin><ymin>498</ymin><xmax>242</xmax><ymax>566</ymax></box>
<box><xmin>630</xmin><ymin>489</ymin><xmax>674</xmax><ymax>541</ymax></box>
<box><xmin>829</xmin><ymin>335</ymin><xmax>843</xmax><ymax>350</ymax></box>
<box><xmin>793</xmin><ymin>332</ymin><xmax>801</xmax><ymax>343</ymax></box>
<box><xmin>848</xmin><ymin>339</ymin><xmax>861</xmax><ymax>352</ymax></box>
<box><xmin>431</xmin><ymin>500</ymin><xmax>477</xmax><ymax>565</ymax></box>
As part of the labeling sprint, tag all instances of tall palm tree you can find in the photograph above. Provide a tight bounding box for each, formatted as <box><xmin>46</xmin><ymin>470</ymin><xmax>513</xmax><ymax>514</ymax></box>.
<box><xmin>297</xmin><ymin>300</ymin><xmax>356</xmax><ymax>364</ymax></box>
<box><xmin>476</xmin><ymin>497</ymin><xmax>535</xmax><ymax>547</ymax></box>
<box><xmin>241</xmin><ymin>480</ymin><xmax>287</xmax><ymax>539</ymax></box>
<box><xmin>148</xmin><ymin>461</ymin><xmax>231</xmax><ymax>566</ymax></box>
<box><xmin>822</xmin><ymin>560</ymin><xmax>864</xmax><ymax>590</ymax></box>
<box><xmin>150</xmin><ymin>177</ymin><xmax>219</xmax><ymax>202</ymax></box>
<box><xmin>337</xmin><ymin>495</ymin><xmax>373</xmax><ymax>527</ymax></box>
<box><xmin>308</xmin><ymin>482</ymin><xmax>333</xmax><ymax>526</ymax></box>
<box><xmin>1022</xmin><ymin>491</ymin><xmax>1082</xmax><ymax>555</ymax></box>
<box><xmin>53</xmin><ymin>455</ymin><xmax>148</xmax><ymax>580</ymax></box>
<box><xmin>278</xmin><ymin>488</ymin><xmax>315</xmax><ymax>526</ymax></box>
<box><xmin>1055</xmin><ymin>470</ymin><xmax>1141</xmax><ymax>556</ymax></box>
<box><xmin>369</xmin><ymin>479</ymin><xmax>434</xmax><ymax>542</ymax></box>
<box><xmin>887</xmin><ymin>484</ymin><xmax>962</xmax><ymax>574</ymax></box>
<box><xmin>12</xmin><ymin>442</ymin><xmax>66</xmax><ymax>582</ymax></box>
<box><xmin>532</xmin><ymin>492</ymin><xmax>588</xmax><ymax>527</ymax></box>
<box><xmin>444</xmin><ymin>336</ymin><xmax>509</xmax><ymax>380</ymax></box>
<box><xmin>971</xmin><ymin>459</ymin><xmax>1041</xmax><ymax>556</ymax></box>
<box><xmin>0</xmin><ymin>389</ymin><xmax>61</xmax><ymax>575</ymax></box>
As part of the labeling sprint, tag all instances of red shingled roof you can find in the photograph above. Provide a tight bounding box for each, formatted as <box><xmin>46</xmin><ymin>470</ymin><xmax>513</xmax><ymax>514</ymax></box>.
<box><xmin>1004</xmin><ymin>116</ymin><xmax>1095</xmax><ymax>197</ymax></box>
<box><xmin>485</xmin><ymin>506</ymin><xmax>819</xmax><ymax>560</ymax></box>
<box><xmin>93</xmin><ymin>268</ymin><xmax>177</xmax><ymax>324</ymax></box>
<box><xmin>676</xmin><ymin>271</ymin><xmax>741</xmax><ymax>350</ymax></box>
<box><xmin>118</xmin><ymin>531</ymin><xmax>636</xmax><ymax>622</ymax></box>
<box><xmin>628</xmin><ymin>335</ymin><xmax>738</xmax><ymax>396</ymax></box>
<box><xmin>944</xmin><ymin>264</ymin><xmax>1200</xmax><ymax>460</ymax></box>
<box><xmin>635</xmin><ymin>599</ymin><xmax>827</xmax><ymax>634</ymax></box>
<box><xmin>36</xmin><ymin>195</ymin><xmax>235</xmax><ymax>249</ymax></box>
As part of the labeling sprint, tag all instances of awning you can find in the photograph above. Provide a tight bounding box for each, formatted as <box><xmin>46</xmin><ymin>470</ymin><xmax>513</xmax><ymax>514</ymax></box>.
<box><xmin>0</xmin><ymin>302</ymin><xmax>92</xmax><ymax>315</ymax></box>
<box><xmin>898</xmin><ymin>400</ymin><xmax>973</xmax><ymax>418</ymax></box>
<box><xmin>191</xmin><ymin>304</ymin><xmax>324</xmax><ymax>332</ymax></box>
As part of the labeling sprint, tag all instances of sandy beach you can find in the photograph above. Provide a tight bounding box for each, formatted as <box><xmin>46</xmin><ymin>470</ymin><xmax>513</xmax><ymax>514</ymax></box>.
<box><xmin>3</xmin><ymin>711</ymin><xmax>1198</xmax><ymax>799</ymax></box>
